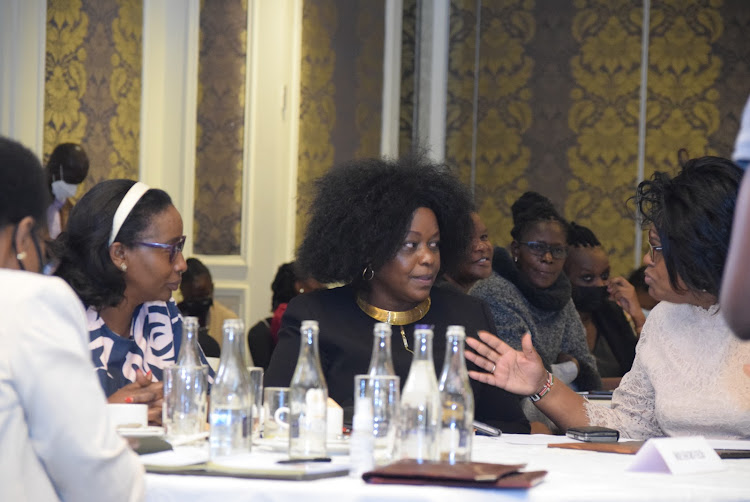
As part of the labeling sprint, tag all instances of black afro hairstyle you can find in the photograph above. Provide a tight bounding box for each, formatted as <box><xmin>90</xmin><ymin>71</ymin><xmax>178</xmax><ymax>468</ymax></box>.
<box><xmin>636</xmin><ymin>155</ymin><xmax>741</xmax><ymax>297</ymax></box>
<box><xmin>0</xmin><ymin>136</ymin><xmax>48</xmax><ymax>228</ymax></box>
<box><xmin>567</xmin><ymin>222</ymin><xmax>601</xmax><ymax>248</ymax></box>
<box><xmin>510</xmin><ymin>191</ymin><xmax>568</xmax><ymax>242</ymax></box>
<box><xmin>53</xmin><ymin>179</ymin><xmax>173</xmax><ymax>309</ymax></box>
<box><xmin>296</xmin><ymin>156</ymin><xmax>474</xmax><ymax>285</ymax></box>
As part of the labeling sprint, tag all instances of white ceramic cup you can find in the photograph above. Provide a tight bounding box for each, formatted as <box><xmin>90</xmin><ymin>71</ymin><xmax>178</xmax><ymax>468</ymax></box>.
<box><xmin>108</xmin><ymin>403</ymin><xmax>148</xmax><ymax>428</ymax></box>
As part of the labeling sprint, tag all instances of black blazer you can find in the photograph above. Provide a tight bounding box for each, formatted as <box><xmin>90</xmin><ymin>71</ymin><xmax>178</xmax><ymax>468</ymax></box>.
<box><xmin>265</xmin><ymin>284</ymin><xmax>530</xmax><ymax>433</ymax></box>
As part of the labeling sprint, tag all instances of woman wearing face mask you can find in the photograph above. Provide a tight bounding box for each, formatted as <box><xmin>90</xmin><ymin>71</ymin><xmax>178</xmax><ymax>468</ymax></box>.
<box><xmin>564</xmin><ymin>222</ymin><xmax>637</xmax><ymax>389</ymax></box>
<box><xmin>0</xmin><ymin>137</ymin><xmax>143</xmax><ymax>500</ymax></box>
<box><xmin>46</xmin><ymin>143</ymin><xmax>89</xmax><ymax>239</ymax></box>
<box><xmin>265</xmin><ymin>156</ymin><xmax>529</xmax><ymax>432</ymax></box>
<box><xmin>466</xmin><ymin>156</ymin><xmax>750</xmax><ymax>440</ymax></box>
<box><xmin>177</xmin><ymin>257</ymin><xmax>237</xmax><ymax>357</ymax></box>
<box><xmin>54</xmin><ymin>179</ymin><xmax>213</xmax><ymax>424</ymax></box>
<box><xmin>471</xmin><ymin>192</ymin><xmax>601</xmax><ymax>392</ymax></box>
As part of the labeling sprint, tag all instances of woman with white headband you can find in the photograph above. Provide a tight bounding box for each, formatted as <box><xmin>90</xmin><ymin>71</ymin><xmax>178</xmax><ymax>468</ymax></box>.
<box><xmin>53</xmin><ymin>179</ymin><xmax>212</xmax><ymax>423</ymax></box>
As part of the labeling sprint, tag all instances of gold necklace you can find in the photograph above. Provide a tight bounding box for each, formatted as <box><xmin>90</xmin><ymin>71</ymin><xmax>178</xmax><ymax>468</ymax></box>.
<box><xmin>356</xmin><ymin>294</ymin><xmax>431</xmax><ymax>353</ymax></box>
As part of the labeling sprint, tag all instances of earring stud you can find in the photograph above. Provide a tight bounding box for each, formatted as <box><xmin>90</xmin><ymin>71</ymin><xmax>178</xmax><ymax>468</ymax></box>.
<box><xmin>120</xmin><ymin>263</ymin><xmax>127</xmax><ymax>272</ymax></box>
<box><xmin>16</xmin><ymin>251</ymin><xmax>27</xmax><ymax>260</ymax></box>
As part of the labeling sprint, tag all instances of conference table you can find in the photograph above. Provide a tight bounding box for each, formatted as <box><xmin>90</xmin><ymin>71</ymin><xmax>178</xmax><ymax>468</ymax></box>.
<box><xmin>142</xmin><ymin>433</ymin><xmax>750</xmax><ymax>501</ymax></box>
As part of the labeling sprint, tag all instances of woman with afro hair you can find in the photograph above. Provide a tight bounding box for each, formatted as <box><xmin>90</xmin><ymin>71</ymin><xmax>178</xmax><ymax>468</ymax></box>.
<box><xmin>265</xmin><ymin>156</ymin><xmax>529</xmax><ymax>433</ymax></box>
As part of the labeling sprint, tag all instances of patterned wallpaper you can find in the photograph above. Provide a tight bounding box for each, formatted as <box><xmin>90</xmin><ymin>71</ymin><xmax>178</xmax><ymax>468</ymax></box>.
<box><xmin>445</xmin><ymin>0</ymin><xmax>750</xmax><ymax>276</ymax></box>
<box><xmin>296</xmin><ymin>0</ymin><xmax>384</xmax><ymax>246</ymax></box>
<box><xmin>193</xmin><ymin>0</ymin><xmax>248</xmax><ymax>255</ymax></box>
<box><xmin>45</xmin><ymin>0</ymin><xmax>142</xmax><ymax>189</ymax></box>
<box><xmin>399</xmin><ymin>0</ymin><xmax>417</xmax><ymax>157</ymax></box>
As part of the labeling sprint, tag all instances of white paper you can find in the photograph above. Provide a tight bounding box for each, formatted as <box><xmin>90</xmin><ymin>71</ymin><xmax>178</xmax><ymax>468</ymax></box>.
<box><xmin>628</xmin><ymin>437</ymin><xmax>725</xmax><ymax>475</ymax></box>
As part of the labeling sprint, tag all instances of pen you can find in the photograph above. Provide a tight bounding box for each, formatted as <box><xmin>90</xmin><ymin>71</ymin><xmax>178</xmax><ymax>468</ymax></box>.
<box><xmin>277</xmin><ymin>457</ymin><xmax>332</xmax><ymax>464</ymax></box>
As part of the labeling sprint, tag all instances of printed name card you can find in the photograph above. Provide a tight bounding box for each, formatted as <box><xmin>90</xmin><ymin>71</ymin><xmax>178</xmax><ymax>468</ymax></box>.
<box><xmin>628</xmin><ymin>437</ymin><xmax>725</xmax><ymax>475</ymax></box>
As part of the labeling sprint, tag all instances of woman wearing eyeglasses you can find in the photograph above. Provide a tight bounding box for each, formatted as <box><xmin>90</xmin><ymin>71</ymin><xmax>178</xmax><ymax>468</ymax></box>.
<box><xmin>470</xmin><ymin>192</ymin><xmax>601</xmax><ymax>393</ymax></box>
<box><xmin>54</xmin><ymin>179</ymin><xmax>212</xmax><ymax>423</ymax></box>
<box><xmin>467</xmin><ymin>157</ymin><xmax>750</xmax><ymax>440</ymax></box>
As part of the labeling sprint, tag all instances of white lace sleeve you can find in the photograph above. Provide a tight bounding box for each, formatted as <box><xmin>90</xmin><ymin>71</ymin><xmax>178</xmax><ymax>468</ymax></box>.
<box><xmin>584</xmin><ymin>325</ymin><xmax>665</xmax><ymax>439</ymax></box>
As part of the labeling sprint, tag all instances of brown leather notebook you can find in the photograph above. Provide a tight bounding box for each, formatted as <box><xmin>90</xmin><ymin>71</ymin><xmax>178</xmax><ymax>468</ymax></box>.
<box><xmin>362</xmin><ymin>459</ymin><xmax>547</xmax><ymax>489</ymax></box>
<box><xmin>548</xmin><ymin>441</ymin><xmax>750</xmax><ymax>459</ymax></box>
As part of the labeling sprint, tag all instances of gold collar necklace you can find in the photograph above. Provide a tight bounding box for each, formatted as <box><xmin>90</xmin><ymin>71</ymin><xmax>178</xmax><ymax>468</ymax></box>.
<box><xmin>356</xmin><ymin>294</ymin><xmax>431</xmax><ymax>353</ymax></box>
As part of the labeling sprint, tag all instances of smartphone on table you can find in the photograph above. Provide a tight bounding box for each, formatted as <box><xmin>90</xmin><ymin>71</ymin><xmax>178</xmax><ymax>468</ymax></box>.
<box><xmin>566</xmin><ymin>426</ymin><xmax>619</xmax><ymax>442</ymax></box>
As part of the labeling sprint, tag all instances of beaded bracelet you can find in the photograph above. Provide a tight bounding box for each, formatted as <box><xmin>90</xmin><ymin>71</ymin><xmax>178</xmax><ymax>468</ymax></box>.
<box><xmin>528</xmin><ymin>371</ymin><xmax>554</xmax><ymax>402</ymax></box>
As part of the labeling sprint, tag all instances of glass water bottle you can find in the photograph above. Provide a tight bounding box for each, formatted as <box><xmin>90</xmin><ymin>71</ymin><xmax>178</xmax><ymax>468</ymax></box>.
<box><xmin>398</xmin><ymin>324</ymin><xmax>440</xmax><ymax>462</ymax></box>
<box><xmin>209</xmin><ymin>319</ymin><xmax>253</xmax><ymax>458</ymax></box>
<box><xmin>176</xmin><ymin>316</ymin><xmax>203</xmax><ymax>366</ymax></box>
<box><xmin>289</xmin><ymin>320</ymin><xmax>328</xmax><ymax>459</ymax></box>
<box><xmin>438</xmin><ymin>325</ymin><xmax>474</xmax><ymax>463</ymax></box>
<box><xmin>368</xmin><ymin>322</ymin><xmax>395</xmax><ymax>376</ymax></box>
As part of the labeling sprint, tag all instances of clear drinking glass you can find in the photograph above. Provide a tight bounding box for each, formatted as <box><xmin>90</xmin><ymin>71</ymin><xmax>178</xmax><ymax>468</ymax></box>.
<box><xmin>163</xmin><ymin>365</ymin><xmax>208</xmax><ymax>441</ymax></box>
<box><xmin>246</xmin><ymin>367</ymin><xmax>264</xmax><ymax>440</ymax></box>
<box><xmin>262</xmin><ymin>387</ymin><xmax>290</xmax><ymax>441</ymax></box>
<box><xmin>354</xmin><ymin>374</ymin><xmax>400</xmax><ymax>466</ymax></box>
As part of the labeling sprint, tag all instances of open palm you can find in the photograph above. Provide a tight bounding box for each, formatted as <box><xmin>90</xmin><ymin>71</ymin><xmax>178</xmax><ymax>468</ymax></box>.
<box><xmin>465</xmin><ymin>331</ymin><xmax>547</xmax><ymax>395</ymax></box>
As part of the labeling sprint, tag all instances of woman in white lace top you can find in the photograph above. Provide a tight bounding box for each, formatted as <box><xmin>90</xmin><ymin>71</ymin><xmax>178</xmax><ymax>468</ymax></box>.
<box><xmin>465</xmin><ymin>155</ymin><xmax>750</xmax><ymax>439</ymax></box>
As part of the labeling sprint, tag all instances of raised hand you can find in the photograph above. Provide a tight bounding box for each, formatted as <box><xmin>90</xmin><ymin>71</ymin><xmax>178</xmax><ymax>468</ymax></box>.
<box><xmin>465</xmin><ymin>331</ymin><xmax>548</xmax><ymax>396</ymax></box>
<box><xmin>608</xmin><ymin>276</ymin><xmax>646</xmax><ymax>333</ymax></box>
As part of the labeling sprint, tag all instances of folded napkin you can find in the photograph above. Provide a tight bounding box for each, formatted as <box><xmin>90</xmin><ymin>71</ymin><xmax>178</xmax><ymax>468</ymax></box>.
<box><xmin>362</xmin><ymin>460</ymin><xmax>546</xmax><ymax>489</ymax></box>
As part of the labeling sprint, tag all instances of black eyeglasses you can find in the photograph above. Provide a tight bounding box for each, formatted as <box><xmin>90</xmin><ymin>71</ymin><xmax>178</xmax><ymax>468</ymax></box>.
<box><xmin>518</xmin><ymin>241</ymin><xmax>568</xmax><ymax>260</ymax></box>
<box><xmin>648</xmin><ymin>243</ymin><xmax>663</xmax><ymax>262</ymax></box>
<box><xmin>136</xmin><ymin>235</ymin><xmax>186</xmax><ymax>262</ymax></box>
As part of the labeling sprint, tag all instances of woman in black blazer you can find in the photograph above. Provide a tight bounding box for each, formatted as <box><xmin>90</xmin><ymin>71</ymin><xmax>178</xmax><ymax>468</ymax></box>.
<box><xmin>265</xmin><ymin>156</ymin><xmax>529</xmax><ymax>433</ymax></box>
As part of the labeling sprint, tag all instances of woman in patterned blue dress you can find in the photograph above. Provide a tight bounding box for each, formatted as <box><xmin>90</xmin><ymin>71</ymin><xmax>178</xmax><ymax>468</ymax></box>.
<box><xmin>54</xmin><ymin>179</ymin><xmax>213</xmax><ymax>423</ymax></box>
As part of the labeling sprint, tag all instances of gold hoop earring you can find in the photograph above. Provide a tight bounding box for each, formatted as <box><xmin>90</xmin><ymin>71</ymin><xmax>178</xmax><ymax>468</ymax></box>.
<box><xmin>362</xmin><ymin>264</ymin><xmax>374</xmax><ymax>281</ymax></box>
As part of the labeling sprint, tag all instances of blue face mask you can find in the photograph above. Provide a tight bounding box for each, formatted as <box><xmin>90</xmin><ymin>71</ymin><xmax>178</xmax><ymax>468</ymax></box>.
<box><xmin>51</xmin><ymin>165</ymin><xmax>79</xmax><ymax>202</ymax></box>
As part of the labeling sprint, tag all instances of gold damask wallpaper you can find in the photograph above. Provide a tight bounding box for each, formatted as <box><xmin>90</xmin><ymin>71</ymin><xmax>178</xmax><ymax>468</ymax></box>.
<box><xmin>446</xmin><ymin>0</ymin><xmax>535</xmax><ymax>250</ymax></box>
<box><xmin>45</xmin><ymin>0</ymin><xmax>142</xmax><ymax>188</ymax></box>
<box><xmin>193</xmin><ymin>0</ymin><xmax>248</xmax><ymax>255</ymax></box>
<box><xmin>446</xmin><ymin>0</ymin><xmax>749</xmax><ymax>276</ymax></box>
<box><xmin>296</xmin><ymin>0</ymin><xmax>384</xmax><ymax>246</ymax></box>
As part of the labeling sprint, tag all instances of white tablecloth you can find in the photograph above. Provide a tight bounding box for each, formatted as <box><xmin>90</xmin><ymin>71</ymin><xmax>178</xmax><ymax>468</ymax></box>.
<box><xmin>144</xmin><ymin>434</ymin><xmax>750</xmax><ymax>502</ymax></box>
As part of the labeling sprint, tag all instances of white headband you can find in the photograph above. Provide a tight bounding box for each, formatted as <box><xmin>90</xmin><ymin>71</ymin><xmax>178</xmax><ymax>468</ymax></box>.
<box><xmin>108</xmin><ymin>181</ymin><xmax>150</xmax><ymax>246</ymax></box>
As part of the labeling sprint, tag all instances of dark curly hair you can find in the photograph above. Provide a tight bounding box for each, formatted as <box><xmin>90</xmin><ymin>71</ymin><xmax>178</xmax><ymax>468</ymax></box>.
<box><xmin>510</xmin><ymin>191</ymin><xmax>568</xmax><ymax>242</ymax></box>
<box><xmin>53</xmin><ymin>179</ymin><xmax>173</xmax><ymax>309</ymax></box>
<box><xmin>296</xmin><ymin>156</ymin><xmax>474</xmax><ymax>286</ymax></box>
<box><xmin>271</xmin><ymin>262</ymin><xmax>306</xmax><ymax>310</ymax></box>
<box><xmin>567</xmin><ymin>222</ymin><xmax>601</xmax><ymax>248</ymax></box>
<box><xmin>0</xmin><ymin>137</ymin><xmax>48</xmax><ymax>228</ymax></box>
<box><xmin>636</xmin><ymin>156</ymin><xmax>742</xmax><ymax>296</ymax></box>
